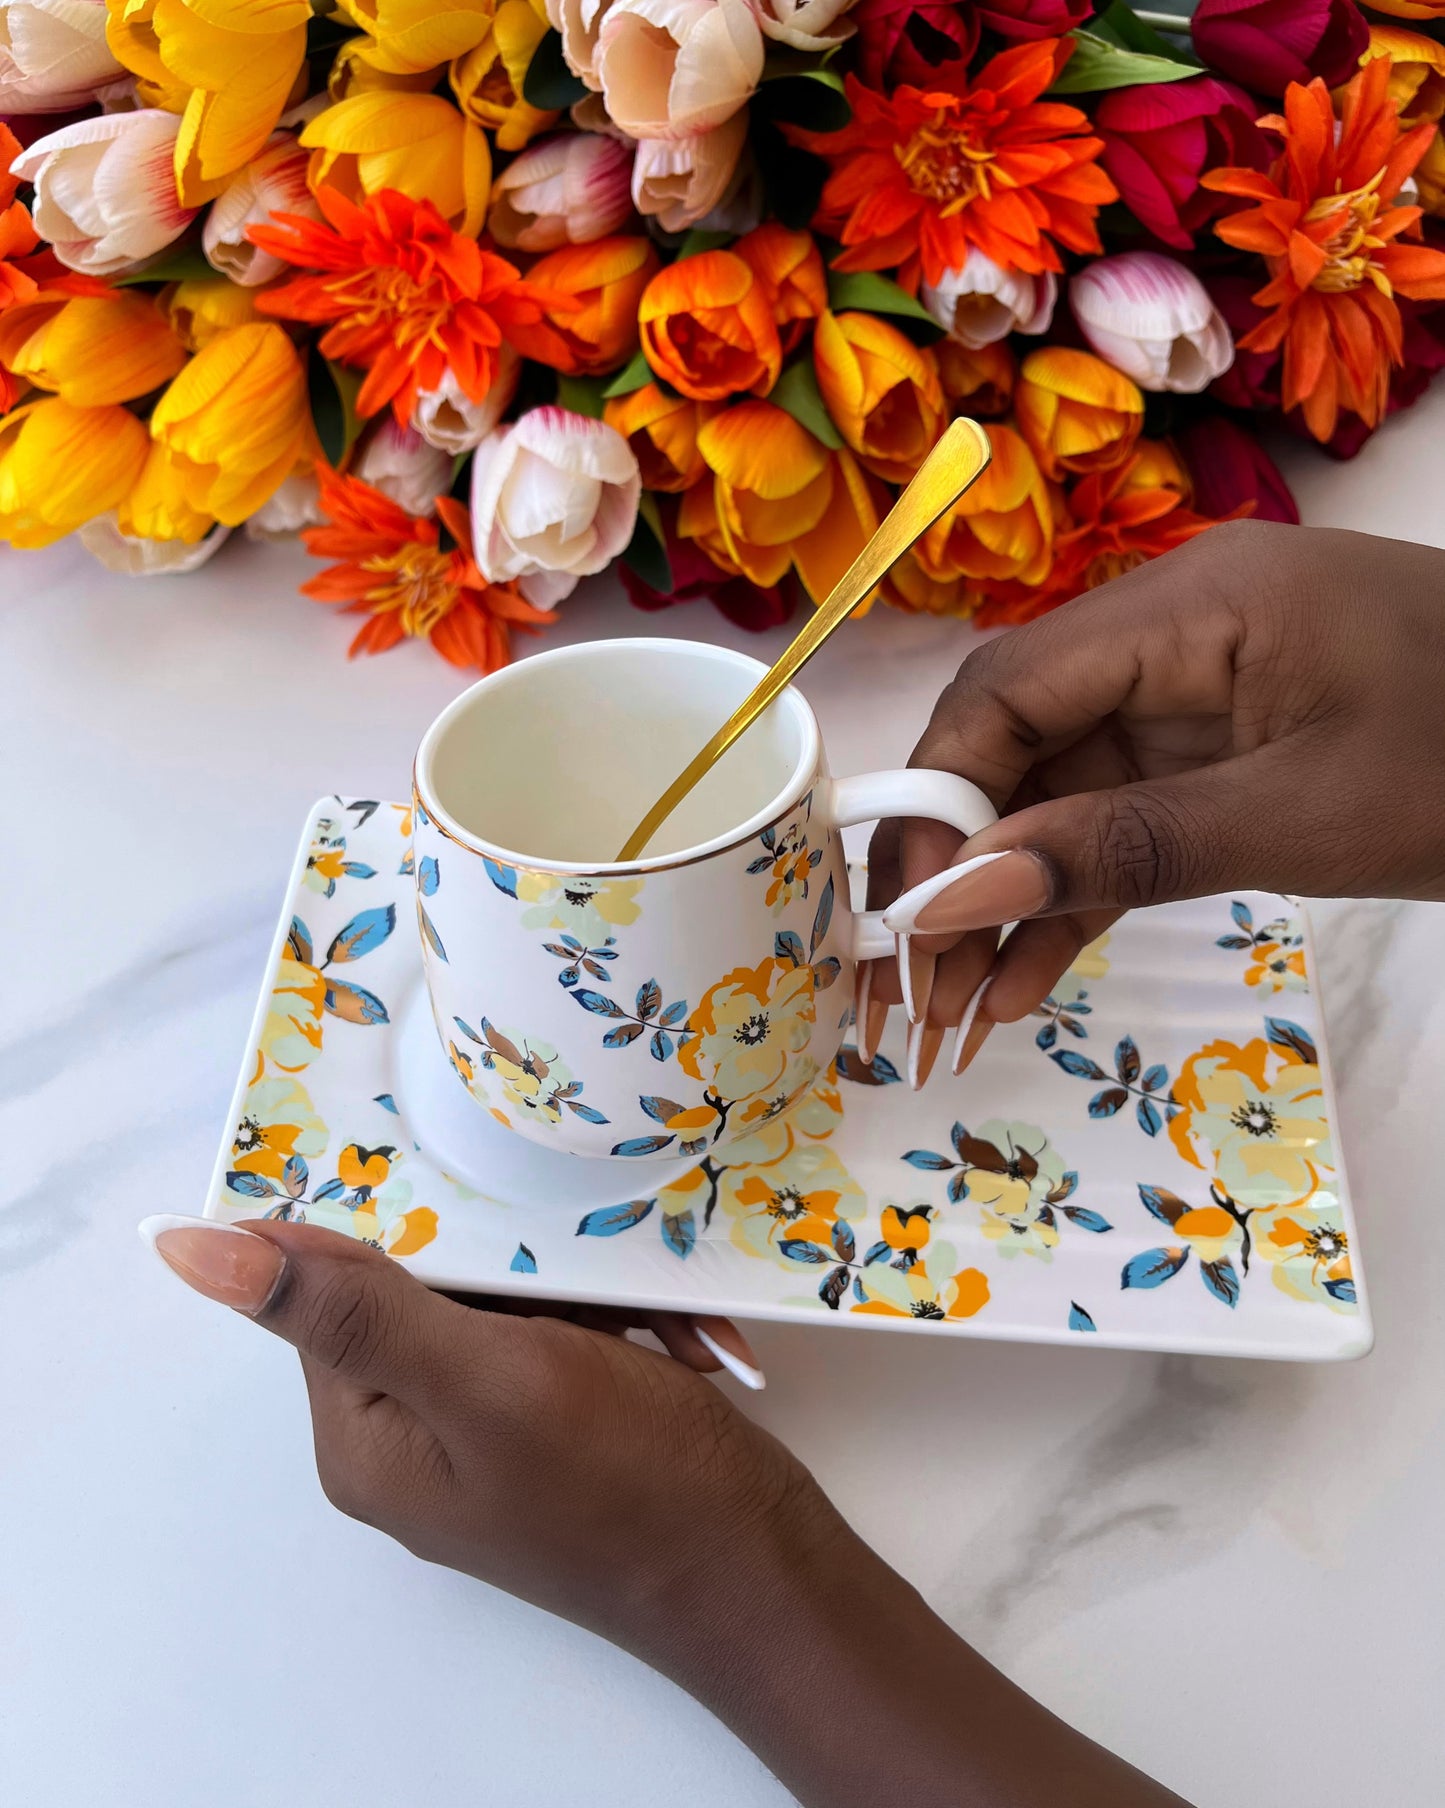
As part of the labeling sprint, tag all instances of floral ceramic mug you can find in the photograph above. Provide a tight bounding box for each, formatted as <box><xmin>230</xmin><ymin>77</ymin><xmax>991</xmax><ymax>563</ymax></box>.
<box><xmin>412</xmin><ymin>639</ymin><xmax>997</xmax><ymax>1164</ymax></box>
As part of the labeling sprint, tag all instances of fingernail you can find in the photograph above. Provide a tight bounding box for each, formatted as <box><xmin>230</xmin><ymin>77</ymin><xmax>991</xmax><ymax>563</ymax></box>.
<box><xmin>854</xmin><ymin>961</ymin><xmax>877</xmax><ymax>1063</ymax></box>
<box><xmin>908</xmin><ymin>1019</ymin><xmax>946</xmax><ymax>1090</ymax></box>
<box><xmin>139</xmin><ymin>1213</ymin><xmax>285</xmax><ymax>1316</ymax></box>
<box><xmin>693</xmin><ymin>1320</ymin><xmax>766</xmax><ymax>1391</ymax></box>
<box><xmin>952</xmin><ymin>994</ymin><xmax>996</xmax><ymax>1076</ymax></box>
<box><xmin>886</xmin><ymin>850</ymin><xmax>1049</xmax><ymax>936</ymax></box>
<box><xmin>865</xmin><ymin>996</ymin><xmax>891</xmax><ymax>1062</ymax></box>
<box><xmin>897</xmin><ymin>935</ymin><xmax>935</xmax><ymax>1025</ymax></box>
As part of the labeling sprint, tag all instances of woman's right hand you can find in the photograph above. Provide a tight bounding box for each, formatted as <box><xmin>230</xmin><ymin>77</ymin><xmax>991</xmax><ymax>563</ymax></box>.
<box><xmin>865</xmin><ymin>520</ymin><xmax>1445</xmax><ymax>1081</ymax></box>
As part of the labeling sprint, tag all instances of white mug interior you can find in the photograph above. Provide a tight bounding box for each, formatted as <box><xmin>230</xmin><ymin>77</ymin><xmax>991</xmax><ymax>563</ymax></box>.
<box><xmin>416</xmin><ymin>639</ymin><xmax>819</xmax><ymax>867</ymax></box>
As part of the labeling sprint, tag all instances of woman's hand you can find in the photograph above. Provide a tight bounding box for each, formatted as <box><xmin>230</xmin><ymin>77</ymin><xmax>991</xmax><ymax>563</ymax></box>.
<box><xmin>144</xmin><ymin>1214</ymin><xmax>1191</xmax><ymax>1808</ymax></box>
<box><xmin>865</xmin><ymin>520</ymin><xmax>1445</xmax><ymax>1083</ymax></box>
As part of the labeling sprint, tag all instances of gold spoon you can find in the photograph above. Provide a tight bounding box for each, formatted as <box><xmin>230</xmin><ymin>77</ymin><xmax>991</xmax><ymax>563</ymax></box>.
<box><xmin>614</xmin><ymin>416</ymin><xmax>993</xmax><ymax>864</ymax></box>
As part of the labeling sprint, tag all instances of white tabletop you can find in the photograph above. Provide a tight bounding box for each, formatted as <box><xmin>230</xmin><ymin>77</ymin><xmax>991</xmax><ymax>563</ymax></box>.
<box><xmin>5</xmin><ymin>394</ymin><xmax>1445</xmax><ymax>1808</ymax></box>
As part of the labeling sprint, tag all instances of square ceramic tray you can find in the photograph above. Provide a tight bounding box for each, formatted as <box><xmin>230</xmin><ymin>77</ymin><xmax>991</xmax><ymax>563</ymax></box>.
<box><xmin>203</xmin><ymin>798</ymin><xmax>1369</xmax><ymax>1360</ymax></box>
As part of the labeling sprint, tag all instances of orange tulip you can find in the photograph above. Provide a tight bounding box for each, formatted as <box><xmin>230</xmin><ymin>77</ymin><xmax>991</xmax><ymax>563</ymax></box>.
<box><xmin>936</xmin><ymin>338</ymin><xmax>1015</xmax><ymax>417</ymax></box>
<box><xmin>791</xmin><ymin>447</ymin><xmax>889</xmax><ymax>613</ymax></box>
<box><xmin>812</xmin><ymin>309</ymin><xmax>946</xmax><ymax>482</ymax></box>
<box><xmin>0</xmin><ymin>290</ymin><xmax>185</xmax><ymax>407</ymax></box>
<box><xmin>913</xmin><ymin>422</ymin><xmax>1056</xmax><ymax>589</ymax></box>
<box><xmin>603</xmin><ymin>382</ymin><xmax>717</xmax><ymax>491</ymax></box>
<box><xmin>732</xmin><ymin>222</ymin><xmax>827</xmax><ymax>353</ymax></box>
<box><xmin>687</xmin><ymin>398</ymin><xmax>831</xmax><ymax>587</ymax></box>
<box><xmin>1124</xmin><ymin>437</ymin><xmax>1191</xmax><ymax>499</ymax></box>
<box><xmin>1359</xmin><ymin>24</ymin><xmax>1445</xmax><ymax>125</ymax></box>
<box><xmin>1014</xmin><ymin>345</ymin><xmax>1143</xmax><ymax>480</ymax></box>
<box><xmin>505</xmin><ymin>236</ymin><xmax>657</xmax><ymax>376</ymax></box>
<box><xmin>882</xmin><ymin>551</ymin><xmax>974</xmax><ymax>618</ymax></box>
<box><xmin>638</xmin><ymin>249</ymin><xmax>781</xmax><ymax>401</ymax></box>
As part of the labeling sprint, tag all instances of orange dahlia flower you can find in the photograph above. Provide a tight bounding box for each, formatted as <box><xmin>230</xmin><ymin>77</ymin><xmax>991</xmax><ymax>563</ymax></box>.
<box><xmin>638</xmin><ymin>250</ymin><xmax>782</xmax><ymax>402</ymax></box>
<box><xmin>251</xmin><ymin>186</ymin><xmax>570</xmax><ymax>424</ymax></box>
<box><xmin>1204</xmin><ymin>57</ymin><xmax>1445</xmax><ymax>440</ymax></box>
<box><xmin>505</xmin><ymin>236</ymin><xmax>659</xmax><ymax>376</ymax></box>
<box><xmin>793</xmin><ymin>41</ymin><xmax>1116</xmax><ymax>285</ymax></box>
<box><xmin>302</xmin><ymin>470</ymin><xmax>554</xmax><ymax>670</ymax></box>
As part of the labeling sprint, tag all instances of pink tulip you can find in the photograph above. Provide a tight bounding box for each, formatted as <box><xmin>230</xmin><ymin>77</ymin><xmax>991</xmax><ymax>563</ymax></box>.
<box><xmin>975</xmin><ymin>0</ymin><xmax>1092</xmax><ymax>39</ymax></box>
<box><xmin>413</xmin><ymin>349</ymin><xmax>520</xmax><ymax>456</ymax></box>
<box><xmin>488</xmin><ymin>132</ymin><xmax>635</xmax><ymax>253</ymax></box>
<box><xmin>1191</xmin><ymin>0</ymin><xmax>1368</xmax><ymax>96</ymax></box>
<box><xmin>353</xmin><ymin>419</ymin><xmax>454</xmax><ymax>520</ymax></box>
<box><xmin>1071</xmin><ymin>252</ymin><xmax>1233</xmax><ymax>394</ymax></box>
<box><xmin>596</xmin><ymin>0</ymin><xmax>763</xmax><ymax>141</ymax></box>
<box><xmin>1097</xmin><ymin>76</ymin><xmax>1267</xmax><ymax>252</ymax></box>
<box><xmin>11</xmin><ymin>110</ymin><xmax>197</xmax><ymax>276</ymax></box>
<box><xmin>0</xmin><ymin>0</ymin><xmax>121</xmax><ymax>113</ymax></box>
<box><xmin>203</xmin><ymin>135</ymin><xmax>319</xmax><ymax>288</ymax></box>
<box><xmin>922</xmin><ymin>248</ymin><xmax>1056</xmax><ymax>350</ymax></box>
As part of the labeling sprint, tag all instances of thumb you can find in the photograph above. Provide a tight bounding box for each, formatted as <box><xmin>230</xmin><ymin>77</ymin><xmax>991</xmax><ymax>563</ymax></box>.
<box><xmin>883</xmin><ymin>755</ymin><xmax>1294</xmax><ymax>934</ymax></box>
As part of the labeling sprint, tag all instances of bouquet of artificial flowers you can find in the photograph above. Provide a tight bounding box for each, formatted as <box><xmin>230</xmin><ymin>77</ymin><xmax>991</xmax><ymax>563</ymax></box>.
<box><xmin>2</xmin><ymin>0</ymin><xmax>1443</xmax><ymax>665</ymax></box>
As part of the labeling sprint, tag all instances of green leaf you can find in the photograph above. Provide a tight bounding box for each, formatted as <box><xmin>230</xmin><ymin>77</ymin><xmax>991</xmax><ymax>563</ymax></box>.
<box><xmin>1093</xmin><ymin>2</ymin><xmax>1200</xmax><ymax>63</ymax></box>
<box><xmin>756</xmin><ymin>68</ymin><xmax>851</xmax><ymax>133</ymax></box>
<box><xmin>114</xmin><ymin>239</ymin><xmax>215</xmax><ymax>287</ymax></box>
<box><xmin>675</xmin><ymin>229</ymin><xmax>734</xmax><ymax>260</ymax></box>
<box><xmin>523</xmin><ymin>28</ymin><xmax>585</xmax><ymax>109</ymax></box>
<box><xmin>770</xmin><ymin>358</ymin><xmax>843</xmax><ymax>450</ymax></box>
<box><xmin>1048</xmin><ymin>28</ymin><xmax>1198</xmax><ymax>92</ymax></box>
<box><xmin>556</xmin><ymin>373</ymin><xmax>608</xmax><ymax>419</ymax></box>
<box><xmin>826</xmin><ymin>269</ymin><xmax>939</xmax><ymax>337</ymax></box>
<box><xmin>602</xmin><ymin>349</ymin><xmax>653</xmax><ymax>399</ymax></box>
<box><xmin>621</xmin><ymin>491</ymin><xmax>672</xmax><ymax>594</ymax></box>
<box><xmin>307</xmin><ymin>351</ymin><xmax>365</xmax><ymax>469</ymax></box>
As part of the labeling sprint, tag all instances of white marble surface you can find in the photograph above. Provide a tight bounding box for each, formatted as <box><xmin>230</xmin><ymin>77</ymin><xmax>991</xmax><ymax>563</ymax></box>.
<box><xmin>5</xmin><ymin>393</ymin><xmax>1445</xmax><ymax>1807</ymax></box>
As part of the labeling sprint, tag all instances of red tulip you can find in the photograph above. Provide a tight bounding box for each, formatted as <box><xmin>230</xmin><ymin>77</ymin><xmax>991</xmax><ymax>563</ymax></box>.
<box><xmin>1176</xmin><ymin>416</ymin><xmax>1299</xmax><ymax>524</ymax></box>
<box><xmin>850</xmin><ymin>0</ymin><xmax>977</xmax><ymax>89</ymax></box>
<box><xmin>1206</xmin><ymin>274</ymin><xmax>1282</xmax><ymax>410</ymax></box>
<box><xmin>976</xmin><ymin>0</ymin><xmax>1093</xmax><ymax>40</ymax></box>
<box><xmin>1097</xmin><ymin>77</ymin><xmax>1269</xmax><ymax>251</ymax></box>
<box><xmin>1191</xmin><ymin>0</ymin><xmax>1368</xmax><ymax>97</ymax></box>
<box><xmin>620</xmin><ymin>504</ymin><xmax>797</xmax><ymax>630</ymax></box>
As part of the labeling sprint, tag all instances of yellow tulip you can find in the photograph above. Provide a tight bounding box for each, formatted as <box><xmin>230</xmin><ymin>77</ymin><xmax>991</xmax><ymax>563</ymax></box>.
<box><xmin>334</xmin><ymin>0</ymin><xmax>494</xmax><ymax>75</ymax></box>
<box><xmin>0</xmin><ymin>292</ymin><xmax>186</xmax><ymax>407</ymax></box>
<box><xmin>163</xmin><ymin>276</ymin><xmax>261</xmax><ymax>350</ymax></box>
<box><xmin>108</xmin><ymin>0</ymin><xmax>310</xmax><ymax>205</ymax></box>
<box><xmin>118</xmin><ymin>441</ymin><xmax>216</xmax><ymax>542</ymax></box>
<box><xmin>149</xmin><ymin>321</ymin><xmax>312</xmax><ymax>524</ymax></box>
<box><xmin>812</xmin><ymin>310</ymin><xmax>946</xmax><ymax>484</ymax></box>
<box><xmin>328</xmin><ymin>38</ymin><xmax>440</xmax><ymax>100</ymax></box>
<box><xmin>689</xmin><ymin>399</ymin><xmax>832</xmax><ymax>589</ymax></box>
<box><xmin>1359</xmin><ymin>23</ymin><xmax>1445</xmax><ymax>124</ymax></box>
<box><xmin>913</xmin><ymin>423</ymin><xmax>1057</xmax><ymax>589</ymax></box>
<box><xmin>302</xmin><ymin>92</ymin><xmax>491</xmax><ymax>237</ymax></box>
<box><xmin>1014</xmin><ymin>346</ymin><xmax>1143</xmax><ymax>481</ymax></box>
<box><xmin>0</xmin><ymin>396</ymin><xmax>150</xmax><ymax>548</ymax></box>
<box><xmin>450</xmin><ymin>0</ymin><xmax>557</xmax><ymax>152</ymax></box>
<box><xmin>881</xmin><ymin>551</ymin><xmax>971</xmax><ymax>618</ymax></box>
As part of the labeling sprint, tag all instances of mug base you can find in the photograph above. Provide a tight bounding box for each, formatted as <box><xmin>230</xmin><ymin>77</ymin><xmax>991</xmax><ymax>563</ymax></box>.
<box><xmin>391</xmin><ymin>982</ymin><xmax>704</xmax><ymax>1212</ymax></box>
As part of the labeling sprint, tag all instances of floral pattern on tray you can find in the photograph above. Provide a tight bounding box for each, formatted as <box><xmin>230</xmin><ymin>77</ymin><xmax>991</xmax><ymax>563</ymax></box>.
<box><xmin>204</xmin><ymin>802</ymin><xmax>1369</xmax><ymax>1361</ymax></box>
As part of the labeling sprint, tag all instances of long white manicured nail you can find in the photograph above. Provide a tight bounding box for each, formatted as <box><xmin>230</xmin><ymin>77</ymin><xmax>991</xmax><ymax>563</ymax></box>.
<box><xmin>694</xmin><ymin>1323</ymin><xmax>766</xmax><ymax>1391</ymax></box>
<box><xmin>138</xmin><ymin>1214</ymin><xmax>286</xmax><ymax>1314</ymax></box>
<box><xmin>907</xmin><ymin>1018</ymin><xmax>945</xmax><ymax>1089</ymax></box>
<box><xmin>139</xmin><ymin>1213</ymin><xmax>264</xmax><ymax>1251</ymax></box>
<box><xmin>897</xmin><ymin>935</ymin><xmax>935</xmax><ymax>1025</ymax></box>
<box><xmin>854</xmin><ymin>960</ymin><xmax>877</xmax><ymax>1062</ymax></box>
<box><xmin>882</xmin><ymin>851</ymin><xmax>1013</xmax><ymax>935</ymax></box>
<box><xmin>952</xmin><ymin>977</ymin><xmax>996</xmax><ymax>1076</ymax></box>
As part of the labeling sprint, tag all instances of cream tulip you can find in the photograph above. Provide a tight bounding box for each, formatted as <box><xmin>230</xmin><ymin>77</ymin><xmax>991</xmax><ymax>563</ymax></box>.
<box><xmin>11</xmin><ymin>109</ymin><xmax>197</xmax><ymax>276</ymax></box>
<box><xmin>413</xmin><ymin>348</ymin><xmax>520</xmax><ymax>456</ymax></box>
<box><xmin>631</xmin><ymin>113</ymin><xmax>748</xmax><ymax>232</ymax></box>
<box><xmin>1070</xmin><ymin>252</ymin><xmax>1234</xmax><ymax>395</ymax></box>
<box><xmin>750</xmin><ymin>0</ymin><xmax>858</xmax><ymax>51</ymax></box>
<box><xmin>596</xmin><ymin>0</ymin><xmax>763</xmax><ymax>141</ymax></box>
<box><xmin>78</xmin><ymin>515</ymin><xmax>229</xmax><ymax>575</ymax></box>
<box><xmin>922</xmin><ymin>248</ymin><xmax>1056</xmax><ymax>351</ymax></box>
<box><xmin>546</xmin><ymin>0</ymin><xmax>615</xmax><ymax>91</ymax></box>
<box><xmin>487</xmin><ymin>132</ymin><xmax>634</xmax><ymax>251</ymax></box>
<box><xmin>0</xmin><ymin>0</ymin><xmax>120</xmax><ymax>111</ymax></box>
<box><xmin>469</xmin><ymin>406</ymin><xmax>640</xmax><ymax>606</ymax></box>
<box><xmin>202</xmin><ymin>134</ymin><xmax>320</xmax><ymax>288</ymax></box>
<box><xmin>244</xmin><ymin>471</ymin><xmax>324</xmax><ymax>541</ymax></box>
<box><xmin>352</xmin><ymin>417</ymin><xmax>453</xmax><ymax>519</ymax></box>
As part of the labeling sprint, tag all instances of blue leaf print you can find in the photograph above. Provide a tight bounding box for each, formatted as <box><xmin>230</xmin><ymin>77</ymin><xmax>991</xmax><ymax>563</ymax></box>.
<box><xmin>1136</xmin><ymin>1096</ymin><xmax>1163</xmax><ymax>1137</ymax></box>
<box><xmin>831</xmin><ymin>1219</ymin><xmax>856</xmax><ymax>1263</ymax></box>
<box><xmin>636</xmin><ymin>978</ymin><xmax>663</xmax><ymax>1020</ymax></box>
<box><xmin>778</xmin><ymin>1237</ymin><xmax>831</xmax><ymax>1265</ymax></box>
<box><xmin>650</xmin><ymin>1030</ymin><xmax>675</xmax><ymax>1062</ymax></box>
<box><xmin>577</xmin><ymin>1199</ymin><xmax>655</xmax><ymax>1236</ymax></box>
<box><xmin>610</xmin><ymin>1134</ymin><xmax>675</xmax><ymax>1157</ymax></box>
<box><xmin>286</xmin><ymin>916</ymin><xmax>313</xmax><ymax>965</ymax></box>
<box><xmin>342</xmin><ymin>862</ymin><xmax>376</xmax><ymax>879</ymax></box>
<box><xmin>227</xmin><ymin>1171</ymin><xmax>278</xmax><ymax>1198</ymax></box>
<box><xmin>1324</xmin><ymin>1276</ymin><xmax>1357</xmax><ymax>1304</ymax></box>
<box><xmin>1230</xmin><ymin>899</ymin><xmax>1254</xmax><ymax>932</ymax></box>
<box><xmin>747</xmin><ymin>853</ymin><xmax>774</xmax><ymax>874</ymax></box>
<box><xmin>836</xmin><ymin>1047</ymin><xmax>902</xmax><ymax>1086</ymax></box>
<box><xmin>418</xmin><ymin>903</ymin><xmax>448</xmax><ymax>962</ymax></box>
<box><xmin>1036</xmin><ymin>1021</ymin><xmax>1058</xmax><ymax>1050</ymax></box>
<box><xmin>454</xmin><ymin>1017</ymin><xmax>483</xmax><ymax>1043</ymax></box>
<box><xmin>282</xmin><ymin>1154</ymin><xmax>308</xmax><ymax>1198</ymax></box>
<box><xmin>640</xmin><ymin>1094</ymin><xmax>683</xmax><ymax>1124</ymax></box>
<box><xmin>373</xmin><ymin>1093</ymin><xmax>399</xmax><ymax>1114</ymax></box>
<box><xmin>603</xmin><ymin>1023</ymin><xmax>646</xmax><ymax>1048</ymax></box>
<box><xmin>813</xmin><ymin>956</ymin><xmax>842</xmax><ymax>990</ymax></box>
<box><xmin>660</xmin><ymin>1000</ymin><xmax>688</xmax><ymax>1027</ymax></box>
<box><xmin>398</xmin><ymin>848</ymin><xmax>415</xmax><ymax>877</ymax></box>
<box><xmin>510</xmin><ymin>1242</ymin><xmax>538</xmax><ymax>1274</ymax></box>
<box><xmin>775</xmin><ymin>930</ymin><xmax>806</xmax><ymax>968</ymax></box>
<box><xmin>418</xmin><ymin>855</ymin><xmax>440</xmax><ymax>896</ymax></box>
<box><xmin>1053</xmin><ymin>1049</ymin><xmax>1106</xmax><ymax>1080</ymax></box>
<box><xmin>1141</xmin><ymin>1063</ymin><xmax>1169</xmax><ymax>1093</ymax></box>
<box><xmin>810</xmin><ymin>874</ymin><xmax>835</xmax><ymax>956</ymax></box>
<box><xmin>1200</xmin><ymin>1258</ymin><xmax>1240</xmax><ymax>1307</ymax></box>
<box><xmin>903</xmin><ymin>1149</ymin><xmax>954</xmax><ymax>1169</ymax></box>
<box><xmin>947</xmin><ymin>1170</ymin><xmax>970</xmax><ymax>1203</ymax></box>
<box><xmin>1068</xmin><ymin>1302</ymin><xmax>1097</xmax><ymax>1333</ymax></box>
<box><xmin>661</xmin><ymin>1210</ymin><xmax>696</xmax><ymax>1259</ymax></box>
<box><xmin>566</xmin><ymin>1102</ymin><xmax>610</xmax><ymax>1125</ymax></box>
<box><xmin>1265</xmin><ymin>1016</ymin><xmax>1317</xmax><ymax>1065</ymax></box>
<box><xmin>818</xmin><ymin>1265</ymin><xmax>850</xmax><ymax>1310</ymax></box>
<box><xmin>1114</xmin><ymin>1036</ymin><xmax>1141</xmax><ymax>1083</ymax></box>
<box><xmin>1137</xmin><ymin>1184</ymin><xmax>1186</xmax><ymax>1226</ymax></box>
<box><xmin>573</xmin><ymin>989</ymin><xmax>627</xmax><ymax>1017</ymax></box>
<box><xmin>1120</xmin><ymin>1246</ymin><xmax>1189</xmax><ymax>1290</ymax></box>
<box><xmin>313</xmin><ymin>1177</ymin><xmax>347</xmax><ymax>1201</ymax></box>
<box><xmin>324</xmin><ymin>980</ymin><xmax>389</xmax><ymax>1025</ymax></box>
<box><xmin>862</xmin><ymin>1239</ymin><xmax>890</xmax><ymax>1266</ymax></box>
<box><xmin>1088</xmin><ymin>1087</ymin><xmax>1129</xmax><ymax>1117</ymax></box>
<box><xmin>326</xmin><ymin>905</ymin><xmax>396</xmax><ymax>965</ymax></box>
<box><xmin>1061</xmin><ymin>1205</ymin><xmax>1112</xmax><ymax>1233</ymax></box>
<box><xmin>1217</xmin><ymin>934</ymin><xmax>1253</xmax><ymax>951</ymax></box>
<box><xmin>483</xmin><ymin>858</ymin><xmax>517</xmax><ymax>897</ymax></box>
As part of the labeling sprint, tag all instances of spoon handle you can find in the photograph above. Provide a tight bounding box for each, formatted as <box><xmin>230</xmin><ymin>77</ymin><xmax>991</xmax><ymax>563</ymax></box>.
<box><xmin>614</xmin><ymin>417</ymin><xmax>992</xmax><ymax>864</ymax></box>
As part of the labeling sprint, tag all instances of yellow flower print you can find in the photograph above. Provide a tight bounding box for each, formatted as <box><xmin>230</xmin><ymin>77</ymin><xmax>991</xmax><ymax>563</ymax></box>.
<box><xmin>489</xmin><ymin>1033</ymin><xmax>574</xmax><ymax>1128</ymax></box>
<box><xmin>1245</xmin><ymin>941</ymin><xmax>1308</xmax><ymax>995</ymax></box>
<box><xmin>302</xmin><ymin>816</ymin><xmax>376</xmax><ymax>898</ymax></box>
<box><xmin>1256</xmin><ymin>1200</ymin><xmax>1355</xmax><ymax>1312</ymax></box>
<box><xmin>716</xmin><ymin>1143</ymin><xmax>865</xmax><ymax>1264</ymax></box>
<box><xmin>300</xmin><ymin>1142</ymin><xmax>439</xmax><ymax>1258</ymax></box>
<box><xmin>912</xmin><ymin>1117</ymin><xmax>1081</xmax><ymax>1261</ymax></box>
<box><xmin>1173</xmin><ymin>1203</ymin><xmax>1244</xmax><ymax>1267</ymax></box>
<box><xmin>230</xmin><ymin>1076</ymin><xmax>327</xmax><ymax>1180</ymax></box>
<box><xmin>1069</xmin><ymin>932</ymin><xmax>1111</xmax><ymax>982</ymax></box>
<box><xmin>853</xmin><ymin>1216</ymin><xmax>990</xmax><ymax>1323</ymax></box>
<box><xmin>680</xmin><ymin>957</ymin><xmax>817</xmax><ymax>1104</ymax></box>
<box><xmin>516</xmin><ymin>870</ymin><xmax>643</xmax><ymax>944</ymax></box>
<box><xmin>256</xmin><ymin>954</ymin><xmax>326</xmax><ymax>1076</ymax></box>
<box><xmin>1169</xmin><ymin>1032</ymin><xmax>1332</xmax><ymax>1210</ymax></box>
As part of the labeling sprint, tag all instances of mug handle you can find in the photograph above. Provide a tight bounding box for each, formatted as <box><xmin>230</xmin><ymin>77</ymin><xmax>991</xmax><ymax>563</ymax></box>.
<box><xmin>827</xmin><ymin>769</ymin><xmax>999</xmax><ymax>961</ymax></box>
